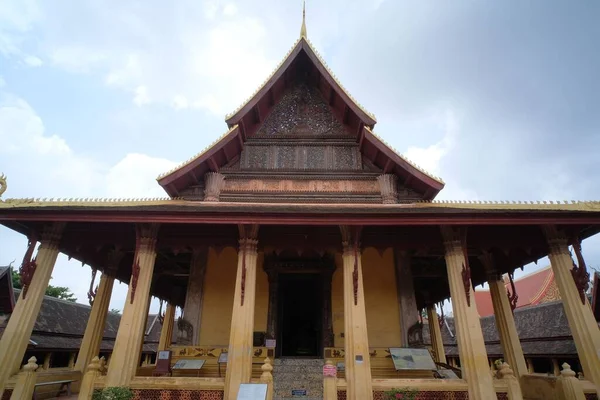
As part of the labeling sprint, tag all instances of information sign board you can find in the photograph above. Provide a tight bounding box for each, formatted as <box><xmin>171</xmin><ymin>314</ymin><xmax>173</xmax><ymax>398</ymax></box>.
<box><xmin>218</xmin><ymin>352</ymin><xmax>228</xmax><ymax>364</ymax></box>
<box><xmin>265</xmin><ymin>339</ymin><xmax>276</xmax><ymax>348</ymax></box>
<box><xmin>389</xmin><ymin>348</ymin><xmax>436</xmax><ymax>370</ymax></box>
<box><xmin>237</xmin><ymin>383</ymin><xmax>267</xmax><ymax>400</ymax></box>
<box><xmin>292</xmin><ymin>389</ymin><xmax>307</xmax><ymax>397</ymax></box>
<box><xmin>172</xmin><ymin>359</ymin><xmax>206</xmax><ymax>370</ymax></box>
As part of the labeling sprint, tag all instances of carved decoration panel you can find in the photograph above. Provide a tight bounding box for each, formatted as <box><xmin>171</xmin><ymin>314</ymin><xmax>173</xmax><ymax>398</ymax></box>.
<box><xmin>256</xmin><ymin>83</ymin><xmax>349</xmax><ymax>136</ymax></box>
<box><xmin>241</xmin><ymin>145</ymin><xmax>361</xmax><ymax>170</ymax></box>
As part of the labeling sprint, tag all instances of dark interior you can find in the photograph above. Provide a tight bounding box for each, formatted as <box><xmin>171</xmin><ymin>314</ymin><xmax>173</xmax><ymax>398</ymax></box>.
<box><xmin>278</xmin><ymin>273</ymin><xmax>322</xmax><ymax>357</ymax></box>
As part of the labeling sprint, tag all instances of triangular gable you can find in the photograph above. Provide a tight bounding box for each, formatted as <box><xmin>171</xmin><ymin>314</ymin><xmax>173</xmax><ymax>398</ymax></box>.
<box><xmin>157</xmin><ymin>37</ymin><xmax>444</xmax><ymax>200</ymax></box>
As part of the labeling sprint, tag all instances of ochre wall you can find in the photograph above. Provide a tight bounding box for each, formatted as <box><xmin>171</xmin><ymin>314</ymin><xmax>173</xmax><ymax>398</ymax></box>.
<box><xmin>362</xmin><ymin>247</ymin><xmax>402</xmax><ymax>347</ymax></box>
<box><xmin>198</xmin><ymin>248</ymin><xmax>268</xmax><ymax>346</ymax></box>
<box><xmin>331</xmin><ymin>248</ymin><xmax>401</xmax><ymax>348</ymax></box>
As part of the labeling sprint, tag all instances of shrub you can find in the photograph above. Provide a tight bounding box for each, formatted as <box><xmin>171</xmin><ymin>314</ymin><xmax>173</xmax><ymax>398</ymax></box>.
<box><xmin>93</xmin><ymin>387</ymin><xmax>133</xmax><ymax>400</ymax></box>
<box><xmin>384</xmin><ymin>387</ymin><xmax>419</xmax><ymax>400</ymax></box>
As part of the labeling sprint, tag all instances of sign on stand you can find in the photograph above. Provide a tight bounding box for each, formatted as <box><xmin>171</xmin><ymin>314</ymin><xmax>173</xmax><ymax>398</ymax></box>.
<box><xmin>323</xmin><ymin>364</ymin><xmax>337</xmax><ymax>377</ymax></box>
<box><xmin>237</xmin><ymin>383</ymin><xmax>268</xmax><ymax>400</ymax></box>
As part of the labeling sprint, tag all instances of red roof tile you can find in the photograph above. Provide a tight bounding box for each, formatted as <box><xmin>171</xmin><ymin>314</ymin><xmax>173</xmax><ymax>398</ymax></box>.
<box><xmin>474</xmin><ymin>267</ymin><xmax>554</xmax><ymax>317</ymax></box>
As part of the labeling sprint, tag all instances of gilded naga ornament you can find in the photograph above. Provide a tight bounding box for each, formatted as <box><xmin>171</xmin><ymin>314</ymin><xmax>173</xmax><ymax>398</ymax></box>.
<box><xmin>0</xmin><ymin>173</ymin><xmax>6</xmax><ymax>198</ymax></box>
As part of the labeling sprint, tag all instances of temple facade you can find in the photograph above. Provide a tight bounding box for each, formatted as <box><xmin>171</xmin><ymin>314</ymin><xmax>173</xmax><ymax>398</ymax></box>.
<box><xmin>1</xmin><ymin>12</ymin><xmax>600</xmax><ymax>400</ymax></box>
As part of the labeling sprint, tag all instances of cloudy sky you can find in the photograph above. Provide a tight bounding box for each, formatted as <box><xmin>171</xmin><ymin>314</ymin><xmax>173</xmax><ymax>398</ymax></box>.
<box><xmin>1</xmin><ymin>1</ymin><xmax>599</xmax><ymax>312</ymax></box>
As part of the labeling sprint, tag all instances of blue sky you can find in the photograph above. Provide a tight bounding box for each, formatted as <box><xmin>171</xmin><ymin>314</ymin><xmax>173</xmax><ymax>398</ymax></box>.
<box><xmin>1</xmin><ymin>1</ymin><xmax>599</xmax><ymax>312</ymax></box>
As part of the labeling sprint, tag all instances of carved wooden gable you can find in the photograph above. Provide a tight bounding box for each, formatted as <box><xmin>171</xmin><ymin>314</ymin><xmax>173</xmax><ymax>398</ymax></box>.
<box><xmin>181</xmin><ymin>83</ymin><xmax>420</xmax><ymax>203</ymax></box>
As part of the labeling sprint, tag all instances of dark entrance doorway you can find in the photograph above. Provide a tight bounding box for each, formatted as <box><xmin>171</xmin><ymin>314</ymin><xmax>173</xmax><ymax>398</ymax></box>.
<box><xmin>277</xmin><ymin>273</ymin><xmax>322</xmax><ymax>357</ymax></box>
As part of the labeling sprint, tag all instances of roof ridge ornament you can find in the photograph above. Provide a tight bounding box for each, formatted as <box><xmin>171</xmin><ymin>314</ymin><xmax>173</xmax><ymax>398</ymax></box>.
<box><xmin>300</xmin><ymin>1</ymin><xmax>307</xmax><ymax>38</ymax></box>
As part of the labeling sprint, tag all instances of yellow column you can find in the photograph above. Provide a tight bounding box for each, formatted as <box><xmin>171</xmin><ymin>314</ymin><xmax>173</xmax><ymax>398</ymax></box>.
<box><xmin>105</xmin><ymin>223</ymin><xmax>159</xmax><ymax>387</ymax></box>
<box><xmin>224</xmin><ymin>225</ymin><xmax>259</xmax><ymax>400</ymax></box>
<box><xmin>481</xmin><ymin>253</ymin><xmax>528</xmax><ymax>379</ymax></box>
<box><xmin>323</xmin><ymin>360</ymin><xmax>338</xmax><ymax>400</ymax></box>
<box><xmin>543</xmin><ymin>226</ymin><xmax>600</xmax><ymax>390</ymax></box>
<box><xmin>158</xmin><ymin>303</ymin><xmax>176</xmax><ymax>352</ymax></box>
<box><xmin>340</xmin><ymin>226</ymin><xmax>373</xmax><ymax>400</ymax></box>
<box><xmin>10</xmin><ymin>357</ymin><xmax>39</xmax><ymax>400</ymax></box>
<box><xmin>0</xmin><ymin>222</ymin><xmax>65</xmax><ymax>396</ymax></box>
<box><xmin>427</xmin><ymin>305</ymin><xmax>446</xmax><ymax>364</ymax></box>
<box><xmin>441</xmin><ymin>226</ymin><xmax>495</xmax><ymax>400</ymax></box>
<box><xmin>75</xmin><ymin>250</ymin><xmax>121</xmax><ymax>372</ymax></box>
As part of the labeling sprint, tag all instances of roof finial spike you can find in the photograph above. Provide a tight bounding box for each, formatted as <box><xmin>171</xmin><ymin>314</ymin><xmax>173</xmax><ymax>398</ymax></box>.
<box><xmin>300</xmin><ymin>1</ymin><xmax>307</xmax><ymax>38</ymax></box>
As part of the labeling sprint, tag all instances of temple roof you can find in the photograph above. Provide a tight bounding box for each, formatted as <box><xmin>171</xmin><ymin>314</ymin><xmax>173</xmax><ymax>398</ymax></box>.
<box><xmin>424</xmin><ymin>300</ymin><xmax>578</xmax><ymax>357</ymax></box>
<box><xmin>156</xmin><ymin>33</ymin><xmax>444</xmax><ymax>199</ymax></box>
<box><xmin>473</xmin><ymin>266</ymin><xmax>558</xmax><ymax>317</ymax></box>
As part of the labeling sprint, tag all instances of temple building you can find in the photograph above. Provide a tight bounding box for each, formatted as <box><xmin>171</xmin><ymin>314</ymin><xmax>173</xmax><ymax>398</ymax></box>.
<box><xmin>0</xmin><ymin>9</ymin><xmax>599</xmax><ymax>400</ymax></box>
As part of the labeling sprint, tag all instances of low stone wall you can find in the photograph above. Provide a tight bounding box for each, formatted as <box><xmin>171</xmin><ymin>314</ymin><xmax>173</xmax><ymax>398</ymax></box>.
<box><xmin>131</xmin><ymin>389</ymin><xmax>224</xmax><ymax>400</ymax></box>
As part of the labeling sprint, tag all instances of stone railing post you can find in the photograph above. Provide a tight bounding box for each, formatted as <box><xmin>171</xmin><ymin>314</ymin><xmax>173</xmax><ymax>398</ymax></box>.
<box><xmin>10</xmin><ymin>357</ymin><xmax>39</xmax><ymax>400</ymax></box>
<box><xmin>323</xmin><ymin>360</ymin><xmax>338</xmax><ymax>400</ymax></box>
<box><xmin>78</xmin><ymin>357</ymin><xmax>102</xmax><ymax>400</ymax></box>
<box><xmin>498</xmin><ymin>363</ymin><xmax>524</xmax><ymax>400</ymax></box>
<box><xmin>259</xmin><ymin>357</ymin><xmax>274</xmax><ymax>400</ymax></box>
<box><xmin>556</xmin><ymin>363</ymin><xmax>586</xmax><ymax>400</ymax></box>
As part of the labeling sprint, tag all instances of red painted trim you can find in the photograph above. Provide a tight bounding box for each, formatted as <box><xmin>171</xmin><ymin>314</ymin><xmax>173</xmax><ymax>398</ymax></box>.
<box><xmin>1</xmin><ymin>210</ymin><xmax>600</xmax><ymax>226</ymax></box>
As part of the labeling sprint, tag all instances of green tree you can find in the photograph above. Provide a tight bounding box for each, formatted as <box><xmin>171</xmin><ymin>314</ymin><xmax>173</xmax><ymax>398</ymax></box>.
<box><xmin>10</xmin><ymin>268</ymin><xmax>77</xmax><ymax>302</ymax></box>
<box><xmin>109</xmin><ymin>308</ymin><xmax>121</xmax><ymax>314</ymax></box>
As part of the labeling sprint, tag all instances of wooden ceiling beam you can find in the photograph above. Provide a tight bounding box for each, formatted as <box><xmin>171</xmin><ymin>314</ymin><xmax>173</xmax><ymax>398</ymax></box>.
<box><xmin>383</xmin><ymin>158</ymin><xmax>393</xmax><ymax>174</ymax></box>
<box><xmin>208</xmin><ymin>157</ymin><xmax>219</xmax><ymax>172</ymax></box>
<box><xmin>342</xmin><ymin>105</ymin><xmax>350</xmax><ymax>125</ymax></box>
<box><xmin>329</xmin><ymin>87</ymin><xmax>335</xmax><ymax>106</ymax></box>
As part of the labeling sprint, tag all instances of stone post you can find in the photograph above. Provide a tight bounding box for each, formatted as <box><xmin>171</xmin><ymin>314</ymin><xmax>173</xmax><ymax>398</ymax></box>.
<box><xmin>426</xmin><ymin>305</ymin><xmax>446</xmax><ymax>364</ymax></box>
<box><xmin>323</xmin><ymin>360</ymin><xmax>338</xmax><ymax>400</ymax></box>
<box><xmin>340</xmin><ymin>226</ymin><xmax>373</xmax><ymax>400</ymax></box>
<box><xmin>553</xmin><ymin>359</ymin><xmax>561</xmax><ymax>376</ymax></box>
<box><xmin>105</xmin><ymin>223</ymin><xmax>159</xmax><ymax>387</ymax></box>
<box><xmin>78</xmin><ymin>357</ymin><xmax>102</xmax><ymax>400</ymax></box>
<box><xmin>543</xmin><ymin>225</ymin><xmax>600</xmax><ymax>390</ymax></box>
<box><xmin>158</xmin><ymin>303</ymin><xmax>176</xmax><ymax>351</ymax></box>
<box><xmin>224</xmin><ymin>225</ymin><xmax>259</xmax><ymax>400</ymax></box>
<box><xmin>498</xmin><ymin>363</ymin><xmax>524</xmax><ymax>400</ymax></box>
<box><xmin>440</xmin><ymin>226</ymin><xmax>495</xmax><ymax>400</ymax></box>
<box><xmin>377</xmin><ymin>174</ymin><xmax>398</xmax><ymax>204</ymax></box>
<box><xmin>9</xmin><ymin>357</ymin><xmax>39</xmax><ymax>400</ymax></box>
<box><xmin>180</xmin><ymin>249</ymin><xmax>208</xmax><ymax>345</ymax></box>
<box><xmin>42</xmin><ymin>353</ymin><xmax>51</xmax><ymax>370</ymax></box>
<box><xmin>0</xmin><ymin>222</ymin><xmax>65</xmax><ymax>396</ymax></box>
<box><xmin>75</xmin><ymin>250</ymin><xmax>122</xmax><ymax>372</ymax></box>
<box><xmin>260</xmin><ymin>357</ymin><xmax>274</xmax><ymax>400</ymax></box>
<box><xmin>68</xmin><ymin>352</ymin><xmax>76</xmax><ymax>369</ymax></box>
<box><xmin>556</xmin><ymin>363</ymin><xmax>586</xmax><ymax>400</ymax></box>
<box><xmin>480</xmin><ymin>253</ymin><xmax>528</xmax><ymax>379</ymax></box>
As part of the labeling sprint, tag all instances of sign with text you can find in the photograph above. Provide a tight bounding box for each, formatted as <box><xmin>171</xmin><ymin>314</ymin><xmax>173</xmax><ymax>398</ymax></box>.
<box><xmin>389</xmin><ymin>348</ymin><xmax>436</xmax><ymax>371</ymax></box>
<box><xmin>291</xmin><ymin>389</ymin><xmax>307</xmax><ymax>397</ymax></box>
<box><xmin>265</xmin><ymin>339</ymin><xmax>276</xmax><ymax>348</ymax></box>
<box><xmin>154</xmin><ymin>350</ymin><xmax>172</xmax><ymax>375</ymax></box>
<box><xmin>323</xmin><ymin>364</ymin><xmax>337</xmax><ymax>377</ymax></box>
<box><xmin>172</xmin><ymin>359</ymin><xmax>206</xmax><ymax>370</ymax></box>
<box><xmin>218</xmin><ymin>352</ymin><xmax>228</xmax><ymax>364</ymax></box>
<box><xmin>237</xmin><ymin>383</ymin><xmax>267</xmax><ymax>400</ymax></box>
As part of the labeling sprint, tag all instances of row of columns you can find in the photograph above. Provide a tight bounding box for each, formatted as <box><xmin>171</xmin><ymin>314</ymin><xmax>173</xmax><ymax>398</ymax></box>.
<box><xmin>1</xmin><ymin>222</ymin><xmax>600</xmax><ymax>399</ymax></box>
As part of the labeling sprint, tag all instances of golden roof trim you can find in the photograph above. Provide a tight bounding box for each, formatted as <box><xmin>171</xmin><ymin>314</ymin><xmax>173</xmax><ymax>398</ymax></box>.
<box><xmin>156</xmin><ymin>125</ymin><xmax>239</xmax><ymax>181</ymax></box>
<box><xmin>364</xmin><ymin>126</ymin><xmax>444</xmax><ymax>184</ymax></box>
<box><xmin>1</xmin><ymin>198</ymin><xmax>600</xmax><ymax>211</ymax></box>
<box><xmin>224</xmin><ymin>38</ymin><xmax>376</xmax><ymax>123</ymax></box>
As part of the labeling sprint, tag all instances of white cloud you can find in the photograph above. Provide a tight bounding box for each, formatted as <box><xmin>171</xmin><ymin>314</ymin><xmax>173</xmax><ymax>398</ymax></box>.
<box><xmin>133</xmin><ymin>85</ymin><xmax>150</xmax><ymax>107</ymax></box>
<box><xmin>172</xmin><ymin>95</ymin><xmax>189</xmax><ymax>110</ymax></box>
<box><xmin>223</xmin><ymin>3</ymin><xmax>238</xmax><ymax>16</ymax></box>
<box><xmin>0</xmin><ymin>76</ymin><xmax>5</xmax><ymax>87</ymax></box>
<box><xmin>106</xmin><ymin>153</ymin><xmax>177</xmax><ymax>198</ymax></box>
<box><xmin>23</xmin><ymin>55</ymin><xmax>42</xmax><ymax>66</ymax></box>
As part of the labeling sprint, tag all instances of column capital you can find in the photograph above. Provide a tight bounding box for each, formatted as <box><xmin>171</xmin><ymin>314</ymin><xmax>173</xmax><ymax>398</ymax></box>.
<box><xmin>204</xmin><ymin>172</ymin><xmax>225</xmax><ymax>202</ymax></box>
<box><xmin>135</xmin><ymin>223</ymin><xmax>160</xmax><ymax>250</ymax></box>
<box><xmin>479</xmin><ymin>251</ymin><xmax>501</xmax><ymax>281</ymax></box>
<box><xmin>40</xmin><ymin>222</ymin><xmax>66</xmax><ymax>248</ymax></box>
<box><xmin>440</xmin><ymin>226</ymin><xmax>467</xmax><ymax>255</ymax></box>
<box><xmin>104</xmin><ymin>248</ymin><xmax>124</xmax><ymax>277</ymax></box>
<box><xmin>377</xmin><ymin>174</ymin><xmax>398</xmax><ymax>204</ymax></box>
<box><xmin>340</xmin><ymin>225</ymin><xmax>362</xmax><ymax>254</ymax></box>
<box><xmin>541</xmin><ymin>225</ymin><xmax>569</xmax><ymax>254</ymax></box>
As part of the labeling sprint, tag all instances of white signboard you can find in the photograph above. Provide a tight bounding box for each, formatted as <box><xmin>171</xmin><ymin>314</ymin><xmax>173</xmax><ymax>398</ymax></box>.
<box><xmin>158</xmin><ymin>351</ymin><xmax>170</xmax><ymax>360</ymax></box>
<box><xmin>389</xmin><ymin>348</ymin><xmax>436</xmax><ymax>370</ymax></box>
<box><xmin>237</xmin><ymin>383</ymin><xmax>267</xmax><ymax>400</ymax></box>
<box><xmin>172</xmin><ymin>359</ymin><xmax>206</xmax><ymax>370</ymax></box>
<box><xmin>218</xmin><ymin>352</ymin><xmax>228</xmax><ymax>363</ymax></box>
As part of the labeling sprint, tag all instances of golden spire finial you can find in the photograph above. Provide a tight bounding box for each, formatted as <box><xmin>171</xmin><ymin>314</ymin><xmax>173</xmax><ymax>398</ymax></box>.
<box><xmin>300</xmin><ymin>1</ymin><xmax>307</xmax><ymax>38</ymax></box>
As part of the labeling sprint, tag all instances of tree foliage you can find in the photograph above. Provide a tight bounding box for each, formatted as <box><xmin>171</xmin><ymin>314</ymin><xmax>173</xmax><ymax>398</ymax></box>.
<box><xmin>10</xmin><ymin>268</ymin><xmax>77</xmax><ymax>302</ymax></box>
